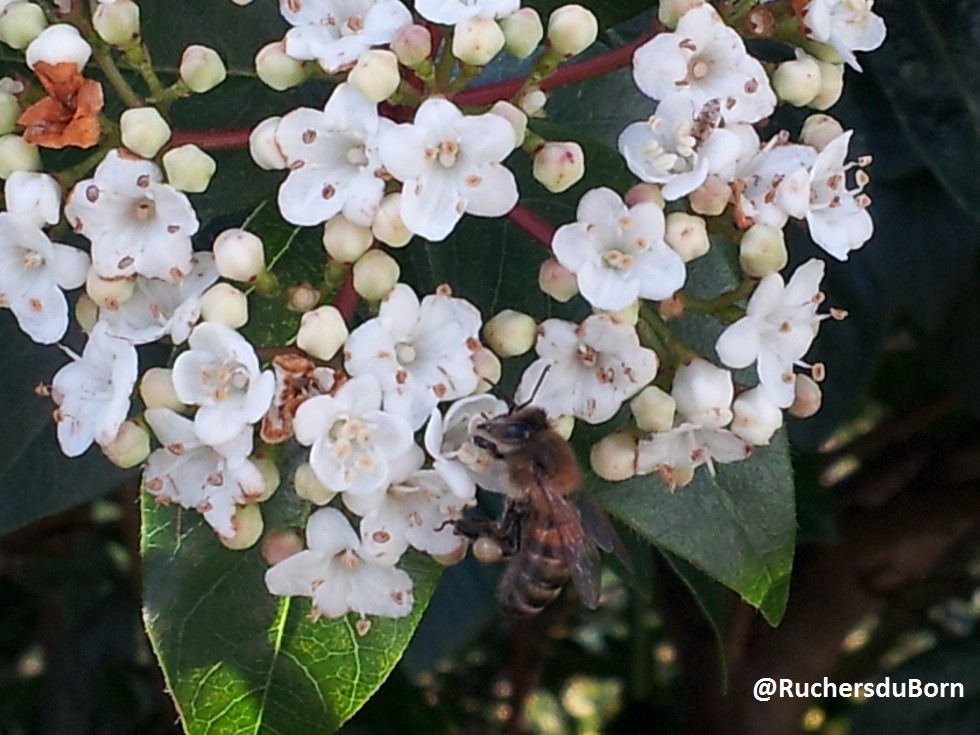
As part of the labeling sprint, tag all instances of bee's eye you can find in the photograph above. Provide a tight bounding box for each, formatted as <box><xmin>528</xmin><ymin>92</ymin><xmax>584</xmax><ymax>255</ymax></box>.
<box><xmin>504</xmin><ymin>423</ymin><xmax>532</xmax><ymax>441</ymax></box>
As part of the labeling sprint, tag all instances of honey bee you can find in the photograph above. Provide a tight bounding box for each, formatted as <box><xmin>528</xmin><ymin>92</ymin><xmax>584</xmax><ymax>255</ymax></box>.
<box><xmin>454</xmin><ymin>404</ymin><xmax>626</xmax><ymax>617</ymax></box>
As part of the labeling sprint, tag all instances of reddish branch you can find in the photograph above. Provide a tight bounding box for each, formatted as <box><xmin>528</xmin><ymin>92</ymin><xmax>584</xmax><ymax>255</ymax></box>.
<box><xmin>333</xmin><ymin>270</ymin><xmax>359</xmax><ymax>322</ymax></box>
<box><xmin>168</xmin><ymin>127</ymin><xmax>251</xmax><ymax>150</ymax></box>
<box><xmin>507</xmin><ymin>204</ymin><xmax>555</xmax><ymax>249</ymax></box>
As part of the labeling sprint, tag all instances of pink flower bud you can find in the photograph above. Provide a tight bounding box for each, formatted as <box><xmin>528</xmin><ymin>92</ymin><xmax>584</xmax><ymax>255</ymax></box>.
<box><xmin>180</xmin><ymin>45</ymin><xmax>227</xmax><ymax>94</ymax></box>
<box><xmin>538</xmin><ymin>257</ymin><xmax>578</xmax><ymax>302</ymax></box>
<box><xmin>391</xmin><ymin>24</ymin><xmax>431</xmax><ymax>68</ymax></box>
<box><xmin>532</xmin><ymin>141</ymin><xmax>584</xmax><ymax>193</ymax></box>
<box><xmin>590</xmin><ymin>432</ymin><xmax>638</xmax><ymax>481</ymax></box>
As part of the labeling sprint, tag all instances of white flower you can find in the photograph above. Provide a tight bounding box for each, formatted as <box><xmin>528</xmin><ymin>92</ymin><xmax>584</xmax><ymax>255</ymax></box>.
<box><xmin>293</xmin><ymin>374</ymin><xmax>414</xmax><ymax>496</ymax></box>
<box><xmin>378</xmin><ymin>98</ymin><xmax>518</xmax><ymax>241</ymax></box>
<box><xmin>551</xmin><ymin>187</ymin><xmax>686</xmax><ymax>310</ymax></box>
<box><xmin>143</xmin><ymin>408</ymin><xmax>265</xmax><ymax>538</ymax></box>
<box><xmin>51</xmin><ymin>323</ymin><xmax>138</xmax><ymax>457</ymax></box>
<box><xmin>0</xmin><ymin>173</ymin><xmax>88</xmax><ymax>344</ymax></box>
<box><xmin>64</xmin><ymin>149</ymin><xmax>198</xmax><ymax>282</ymax></box>
<box><xmin>803</xmin><ymin>0</ymin><xmax>886</xmax><ymax>71</ymax></box>
<box><xmin>415</xmin><ymin>0</ymin><xmax>519</xmax><ymax>24</ymax></box>
<box><xmin>735</xmin><ymin>135</ymin><xmax>816</xmax><ymax>229</ymax></box>
<box><xmin>281</xmin><ymin>0</ymin><xmax>412</xmax><ymax>74</ymax></box>
<box><xmin>631</xmin><ymin>4</ymin><xmax>776</xmax><ymax>124</ymax></box>
<box><xmin>636</xmin><ymin>358</ymin><xmax>750</xmax><ymax>479</ymax></box>
<box><xmin>171</xmin><ymin>322</ymin><xmax>276</xmax><ymax>445</ymax></box>
<box><xmin>275</xmin><ymin>84</ymin><xmax>387</xmax><ymax>228</ymax></box>
<box><xmin>344</xmin><ymin>283</ymin><xmax>483</xmax><ymax>429</ymax></box>
<box><xmin>98</xmin><ymin>253</ymin><xmax>218</xmax><ymax>344</ymax></box>
<box><xmin>805</xmin><ymin>130</ymin><xmax>873</xmax><ymax>259</ymax></box>
<box><xmin>424</xmin><ymin>393</ymin><xmax>509</xmax><ymax>500</ymax></box>
<box><xmin>264</xmin><ymin>506</ymin><xmax>414</xmax><ymax>619</ymax></box>
<box><xmin>515</xmin><ymin>314</ymin><xmax>658</xmax><ymax>423</ymax></box>
<box><xmin>25</xmin><ymin>24</ymin><xmax>92</xmax><ymax>70</ymax></box>
<box><xmin>731</xmin><ymin>386</ymin><xmax>783</xmax><ymax>446</ymax></box>
<box><xmin>618</xmin><ymin>97</ymin><xmax>743</xmax><ymax>201</ymax></box>
<box><xmin>715</xmin><ymin>259</ymin><xmax>826</xmax><ymax>408</ymax></box>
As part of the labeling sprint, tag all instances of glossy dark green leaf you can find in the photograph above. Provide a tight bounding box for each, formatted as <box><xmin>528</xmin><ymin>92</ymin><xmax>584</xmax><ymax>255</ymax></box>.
<box><xmin>526</xmin><ymin>0</ymin><xmax>653</xmax><ymax>29</ymax></box>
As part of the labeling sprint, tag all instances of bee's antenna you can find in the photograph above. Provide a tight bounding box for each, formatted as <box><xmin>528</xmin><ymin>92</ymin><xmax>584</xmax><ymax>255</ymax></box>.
<box><xmin>514</xmin><ymin>364</ymin><xmax>551</xmax><ymax>411</ymax></box>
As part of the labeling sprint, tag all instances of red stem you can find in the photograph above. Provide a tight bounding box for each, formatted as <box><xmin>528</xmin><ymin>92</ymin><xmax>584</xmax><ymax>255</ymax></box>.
<box><xmin>168</xmin><ymin>127</ymin><xmax>251</xmax><ymax>150</ymax></box>
<box><xmin>507</xmin><ymin>204</ymin><xmax>554</xmax><ymax>249</ymax></box>
<box><xmin>333</xmin><ymin>270</ymin><xmax>359</xmax><ymax>322</ymax></box>
<box><xmin>453</xmin><ymin>34</ymin><xmax>650</xmax><ymax>107</ymax></box>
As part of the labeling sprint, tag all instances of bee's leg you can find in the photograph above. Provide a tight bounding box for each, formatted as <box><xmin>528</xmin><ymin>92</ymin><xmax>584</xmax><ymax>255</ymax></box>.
<box><xmin>494</xmin><ymin>499</ymin><xmax>525</xmax><ymax>556</ymax></box>
<box><xmin>450</xmin><ymin>516</ymin><xmax>499</xmax><ymax>541</ymax></box>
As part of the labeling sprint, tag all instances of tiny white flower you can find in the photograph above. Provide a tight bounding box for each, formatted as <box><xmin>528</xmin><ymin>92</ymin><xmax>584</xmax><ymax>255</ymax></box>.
<box><xmin>715</xmin><ymin>259</ymin><xmax>826</xmax><ymax>408</ymax></box>
<box><xmin>293</xmin><ymin>374</ymin><xmax>414</xmax><ymax>496</ymax></box>
<box><xmin>143</xmin><ymin>408</ymin><xmax>265</xmax><ymax>538</ymax></box>
<box><xmin>171</xmin><ymin>322</ymin><xmax>276</xmax><ymax>445</ymax></box>
<box><xmin>731</xmin><ymin>386</ymin><xmax>783</xmax><ymax>446</ymax></box>
<box><xmin>378</xmin><ymin>98</ymin><xmax>518</xmax><ymax>241</ymax></box>
<box><xmin>552</xmin><ymin>187</ymin><xmax>686</xmax><ymax>311</ymax></box>
<box><xmin>344</xmin><ymin>283</ymin><xmax>483</xmax><ymax>430</ymax></box>
<box><xmin>281</xmin><ymin>0</ymin><xmax>412</xmax><ymax>74</ymax></box>
<box><xmin>0</xmin><ymin>174</ymin><xmax>88</xmax><ymax>344</ymax></box>
<box><xmin>802</xmin><ymin>0</ymin><xmax>886</xmax><ymax>71</ymax></box>
<box><xmin>51</xmin><ymin>322</ymin><xmax>138</xmax><ymax>457</ymax></box>
<box><xmin>64</xmin><ymin>149</ymin><xmax>198</xmax><ymax>282</ymax></box>
<box><xmin>735</xmin><ymin>135</ymin><xmax>817</xmax><ymax>229</ymax></box>
<box><xmin>98</xmin><ymin>253</ymin><xmax>218</xmax><ymax>344</ymax></box>
<box><xmin>264</xmin><ymin>506</ymin><xmax>414</xmax><ymax>619</ymax></box>
<box><xmin>275</xmin><ymin>84</ymin><xmax>387</xmax><ymax>228</ymax></box>
<box><xmin>515</xmin><ymin>314</ymin><xmax>658</xmax><ymax>424</ymax></box>
<box><xmin>631</xmin><ymin>4</ymin><xmax>776</xmax><ymax>124</ymax></box>
<box><xmin>415</xmin><ymin>0</ymin><xmax>519</xmax><ymax>25</ymax></box>
<box><xmin>805</xmin><ymin>130</ymin><xmax>873</xmax><ymax>260</ymax></box>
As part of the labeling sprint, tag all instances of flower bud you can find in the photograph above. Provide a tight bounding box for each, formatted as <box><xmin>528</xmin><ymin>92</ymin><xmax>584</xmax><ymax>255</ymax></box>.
<box><xmin>590</xmin><ymin>432</ymin><xmax>638</xmax><ymax>482</ymax></box>
<box><xmin>93</xmin><ymin>0</ymin><xmax>140</xmax><ymax>48</ymax></box>
<box><xmin>260</xmin><ymin>527</ymin><xmax>304</xmax><ymax>566</ymax></box>
<box><xmin>371</xmin><ymin>193</ymin><xmax>411</xmax><ymax>247</ymax></box>
<box><xmin>0</xmin><ymin>3</ymin><xmax>48</xmax><ymax>51</ymax></box>
<box><xmin>102</xmin><ymin>419</ymin><xmax>151</xmax><ymax>468</ymax></box>
<box><xmin>547</xmin><ymin>4</ymin><xmax>598</xmax><ymax>58</ymax></box>
<box><xmin>296</xmin><ymin>305</ymin><xmax>348</xmax><ymax>361</ymax></box>
<box><xmin>772</xmin><ymin>56</ymin><xmax>821</xmax><ymax>107</ymax></box>
<box><xmin>74</xmin><ymin>293</ymin><xmax>98</xmax><ymax>333</ymax></box>
<box><xmin>86</xmin><ymin>268</ymin><xmax>134</xmax><ymax>309</ymax></box>
<box><xmin>0</xmin><ymin>90</ymin><xmax>19</xmax><ymax>135</ymax></box>
<box><xmin>598</xmin><ymin>298</ymin><xmax>640</xmax><ymax>326</ymax></box>
<box><xmin>353</xmin><ymin>250</ymin><xmax>400</xmax><ymax>301</ymax></box>
<box><xmin>249</xmin><ymin>116</ymin><xmax>287</xmax><ymax>170</ymax></box>
<box><xmin>731</xmin><ymin>387</ymin><xmax>783</xmax><ymax>445</ymax></box>
<box><xmin>810</xmin><ymin>60</ymin><xmax>844</xmax><ymax>111</ymax></box>
<box><xmin>140</xmin><ymin>367</ymin><xmax>184</xmax><ymax>412</ymax></box>
<box><xmin>533</xmin><ymin>141</ymin><xmax>585</xmax><ymax>193</ymax></box>
<box><xmin>788</xmin><ymin>374</ymin><xmax>822</xmax><ymax>418</ymax></box>
<box><xmin>500</xmin><ymin>8</ymin><xmax>543</xmax><ymax>59</ymax></box>
<box><xmin>391</xmin><ymin>23</ymin><xmax>431</xmax><ymax>68</ymax></box>
<box><xmin>472</xmin><ymin>346</ymin><xmax>501</xmax><ymax>392</ymax></box>
<box><xmin>286</xmin><ymin>283</ymin><xmax>320</xmax><ymax>312</ymax></box>
<box><xmin>120</xmin><ymin>107</ymin><xmax>171</xmax><ymax>158</ymax></box>
<box><xmin>517</xmin><ymin>86</ymin><xmax>547</xmax><ymax>117</ymax></box>
<box><xmin>218</xmin><ymin>503</ymin><xmax>264</xmax><ymax>550</ymax></box>
<box><xmin>664</xmin><ymin>212</ymin><xmax>710</xmax><ymax>262</ymax></box>
<box><xmin>452</xmin><ymin>15</ymin><xmax>505</xmax><ymax>66</ymax></box>
<box><xmin>213</xmin><ymin>228</ymin><xmax>266</xmax><ymax>283</ymax></box>
<box><xmin>551</xmin><ymin>414</ymin><xmax>575</xmax><ymax>441</ymax></box>
<box><xmin>689</xmin><ymin>174</ymin><xmax>730</xmax><ymax>216</ymax></box>
<box><xmin>25</xmin><ymin>24</ymin><xmax>90</xmax><ymax>69</ymax></box>
<box><xmin>657</xmin><ymin>465</ymin><xmax>695</xmax><ymax>491</ymax></box>
<box><xmin>806</xmin><ymin>41</ymin><xmax>843</xmax><ymax>65</ymax></box>
<box><xmin>800</xmin><ymin>113</ymin><xmax>844</xmax><ymax>152</ymax></box>
<box><xmin>489</xmin><ymin>100</ymin><xmax>527</xmax><ymax>148</ymax></box>
<box><xmin>433</xmin><ymin>545</ymin><xmax>467</xmax><ymax>566</ymax></box>
<box><xmin>294</xmin><ymin>462</ymin><xmax>336</xmax><ymax>505</ymax></box>
<box><xmin>483</xmin><ymin>309</ymin><xmax>536</xmax><ymax>357</ymax></box>
<box><xmin>323</xmin><ymin>213</ymin><xmax>373</xmax><ymax>263</ymax></box>
<box><xmin>658</xmin><ymin>0</ymin><xmax>705</xmax><ymax>28</ymax></box>
<box><xmin>624</xmin><ymin>182</ymin><xmax>664</xmax><ymax>209</ymax></box>
<box><xmin>630</xmin><ymin>385</ymin><xmax>676</xmax><ymax>432</ymax></box>
<box><xmin>199</xmin><ymin>283</ymin><xmax>248</xmax><ymax>328</ymax></box>
<box><xmin>0</xmin><ymin>134</ymin><xmax>40</xmax><ymax>178</ymax></box>
<box><xmin>180</xmin><ymin>45</ymin><xmax>227</xmax><ymax>93</ymax></box>
<box><xmin>538</xmin><ymin>257</ymin><xmax>578</xmax><ymax>302</ymax></box>
<box><xmin>348</xmin><ymin>49</ymin><xmax>400</xmax><ymax>103</ymax></box>
<box><xmin>162</xmin><ymin>144</ymin><xmax>216</xmax><ymax>193</ymax></box>
<box><xmin>255</xmin><ymin>40</ymin><xmax>307</xmax><ymax>91</ymax></box>
<box><xmin>248</xmin><ymin>453</ymin><xmax>281</xmax><ymax>502</ymax></box>
<box><xmin>472</xmin><ymin>536</ymin><xmax>503</xmax><ymax>564</ymax></box>
<box><xmin>739</xmin><ymin>224</ymin><xmax>787</xmax><ymax>278</ymax></box>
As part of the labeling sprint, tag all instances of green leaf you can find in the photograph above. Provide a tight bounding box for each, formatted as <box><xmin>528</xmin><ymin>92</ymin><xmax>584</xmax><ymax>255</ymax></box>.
<box><xmin>526</xmin><ymin>0</ymin><xmax>654</xmax><ymax>30</ymax></box>
<box><xmin>142</xmin><ymin>494</ymin><xmax>441</xmax><ymax>734</ymax></box>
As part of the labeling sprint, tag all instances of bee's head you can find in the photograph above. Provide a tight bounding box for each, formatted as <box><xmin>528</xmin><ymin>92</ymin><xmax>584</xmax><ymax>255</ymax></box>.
<box><xmin>472</xmin><ymin>406</ymin><xmax>550</xmax><ymax>457</ymax></box>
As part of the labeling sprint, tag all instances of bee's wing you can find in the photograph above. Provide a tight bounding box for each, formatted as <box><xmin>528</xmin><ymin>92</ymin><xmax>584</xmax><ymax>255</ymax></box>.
<box><xmin>577</xmin><ymin>495</ymin><xmax>634</xmax><ymax>575</ymax></box>
<box><xmin>537</xmin><ymin>484</ymin><xmax>602</xmax><ymax>609</ymax></box>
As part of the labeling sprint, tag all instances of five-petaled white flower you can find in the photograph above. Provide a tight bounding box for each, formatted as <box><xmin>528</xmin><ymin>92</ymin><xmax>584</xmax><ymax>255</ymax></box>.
<box><xmin>715</xmin><ymin>259</ymin><xmax>826</xmax><ymax>408</ymax></box>
<box><xmin>0</xmin><ymin>172</ymin><xmax>89</xmax><ymax>344</ymax></box>
<box><xmin>802</xmin><ymin>0</ymin><xmax>887</xmax><ymax>71</ymax></box>
<box><xmin>552</xmin><ymin>187</ymin><xmax>686</xmax><ymax>310</ymax></box>
<box><xmin>344</xmin><ymin>283</ymin><xmax>483</xmax><ymax>430</ymax></box>
<box><xmin>171</xmin><ymin>322</ymin><xmax>276</xmax><ymax>446</ymax></box>
<box><xmin>275</xmin><ymin>83</ymin><xmax>387</xmax><ymax>228</ymax></box>
<box><xmin>51</xmin><ymin>322</ymin><xmax>138</xmax><ymax>457</ymax></box>
<box><xmin>515</xmin><ymin>314</ymin><xmax>658</xmax><ymax>424</ymax></box>
<box><xmin>281</xmin><ymin>0</ymin><xmax>412</xmax><ymax>74</ymax></box>
<box><xmin>735</xmin><ymin>135</ymin><xmax>816</xmax><ymax>229</ymax></box>
<box><xmin>414</xmin><ymin>0</ymin><xmax>519</xmax><ymax>24</ymax></box>
<box><xmin>632</xmin><ymin>4</ymin><xmax>776</xmax><ymax>125</ymax></box>
<box><xmin>64</xmin><ymin>149</ymin><xmax>198</xmax><ymax>282</ymax></box>
<box><xmin>805</xmin><ymin>130</ymin><xmax>873</xmax><ymax>260</ymax></box>
<box><xmin>143</xmin><ymin>408</ymin><xmax>266</xmax><ymax>538</ymax></box>
<box><xmin>293</xmin><ymin>374</ymin><xmax>415</xmax><ymax>496</ymax></box>
<box><xmin>264</xmin><ymin>506</ymin><xmax>414</xmax><ymax>619</ymax></box>
<box><xmin>379</xmin><ymin>98</ymin><xmax>519</xmax><ymax>241</ymax></box>
<box><xmin>98</xmin><ymin>253</ymin><xmax>218</xmax><ymax>345</ymax></box>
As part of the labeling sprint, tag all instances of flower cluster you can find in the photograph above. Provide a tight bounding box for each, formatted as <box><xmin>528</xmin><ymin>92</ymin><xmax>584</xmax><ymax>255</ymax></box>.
<box><xmin>0</xmin><ymin>0</ymin><xmax>886</xmax><ymax>621</ymax></box>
